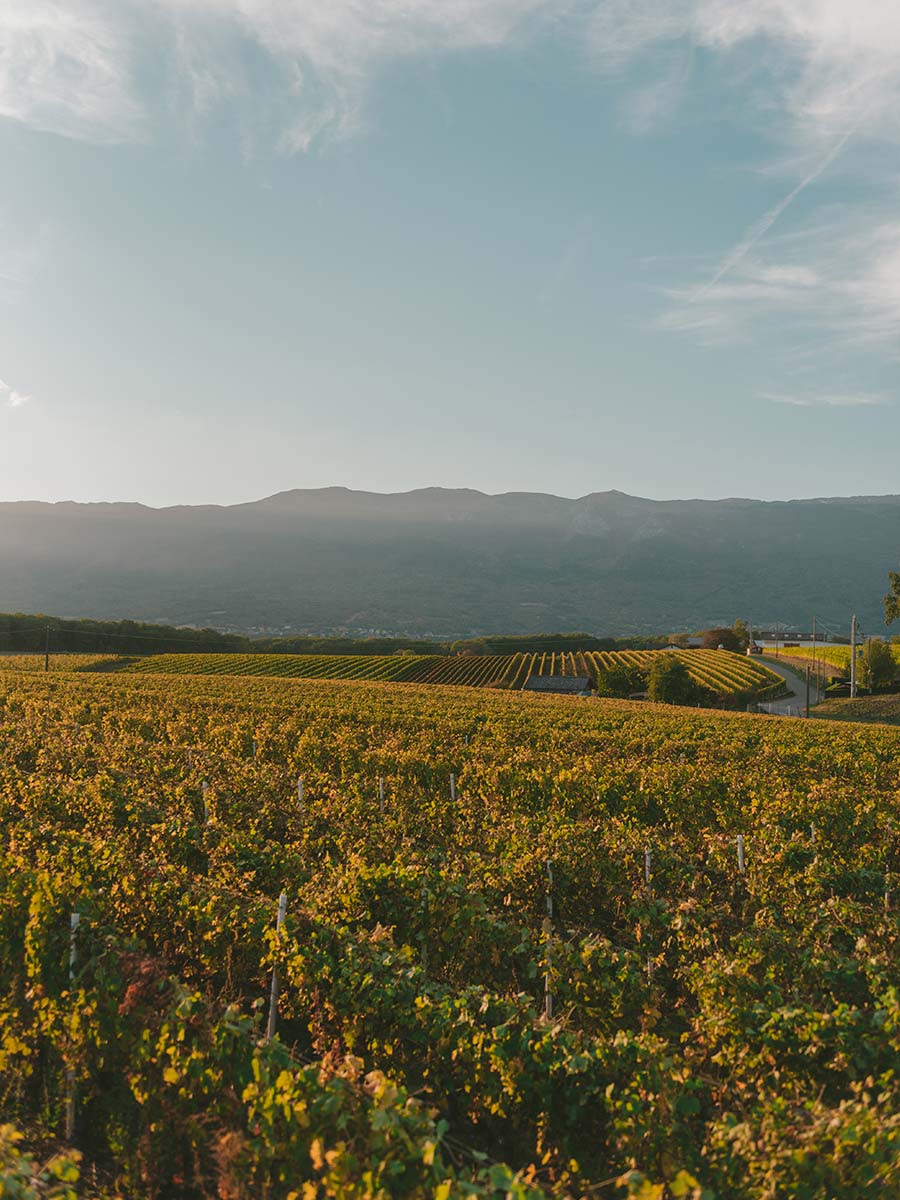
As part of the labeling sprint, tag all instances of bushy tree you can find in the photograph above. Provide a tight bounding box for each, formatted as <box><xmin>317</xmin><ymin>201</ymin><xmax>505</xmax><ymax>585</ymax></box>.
<box><xmin>886</xmin><ymin>571</ymin><xmax>900</xmax><ymax>626</ymax></box>
<box><xmin>596</xmin><ymin>665</ymin><xmax>646</xmax><ymax>698</ymax></box>
<box><xmin>860</xmin><ymin>640</ymin><xmax>896</xmax><ymax>690</ymax></box>
<box><xmin>701</xmin><ymin>626</ymin><xmax>741</xmax><ymax>652</ymax></box>
<box><xmin>732</xmin><ymin>619</ymin><xmax>750</xmax><ymax>650</ymax></box>
<box><xmin>647</xmin><ymin>654</ymin><xmax>706</xmax><ymax>706</ymax></box>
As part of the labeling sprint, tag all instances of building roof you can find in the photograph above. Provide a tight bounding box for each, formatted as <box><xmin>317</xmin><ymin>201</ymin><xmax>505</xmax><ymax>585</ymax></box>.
<box><xmin>523</xmin><ymin>675</ymin><xmax>593</xmax><ymax>694</ymax></box>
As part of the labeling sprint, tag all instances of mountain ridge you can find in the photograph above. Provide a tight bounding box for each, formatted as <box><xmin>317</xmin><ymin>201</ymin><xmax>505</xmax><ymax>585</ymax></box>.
<box><xmin>2</xmin><ymin>488</ymin><xmax>898</xmax><ymax>636</ymax></box>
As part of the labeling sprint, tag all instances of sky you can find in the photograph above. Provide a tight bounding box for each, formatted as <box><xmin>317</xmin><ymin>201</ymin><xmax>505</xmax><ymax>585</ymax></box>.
<box><xmin>2</xmin><ymin>0</ymin><xmax>900</xmax><ymax>506</ymax></box>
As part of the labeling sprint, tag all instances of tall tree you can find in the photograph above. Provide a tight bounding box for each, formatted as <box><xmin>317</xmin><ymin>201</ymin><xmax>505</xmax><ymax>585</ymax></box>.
<box><xmin>885</xmin><ymin>571</ymin><xmax>900</xmax><ymax>625</ymax></box>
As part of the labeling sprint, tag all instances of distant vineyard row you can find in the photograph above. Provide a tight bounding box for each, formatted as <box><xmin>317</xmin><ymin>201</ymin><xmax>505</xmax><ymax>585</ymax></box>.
<box><xmin>109</xmin><ymin>648</ymin><xmax>780</xmax><ymax>697</ymax></box>
<box><xmin>774</xmin><ymin>644</ymin><xmax>900</xmax><ymax>673</ymax></box>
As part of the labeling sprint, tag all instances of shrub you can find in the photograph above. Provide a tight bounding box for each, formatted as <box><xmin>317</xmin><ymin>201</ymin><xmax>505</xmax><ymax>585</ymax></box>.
<box><xmin>648</xmin><ymin>654</ymin><xmax>707</xmax><ymax>706</ymax></box>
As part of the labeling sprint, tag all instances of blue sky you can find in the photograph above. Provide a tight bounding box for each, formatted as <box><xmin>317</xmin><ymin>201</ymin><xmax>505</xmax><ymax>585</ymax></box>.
<box><xmin>2</xmin><ymin>1</ymin><xmax>900</xmax><ymax>505</ymax></box>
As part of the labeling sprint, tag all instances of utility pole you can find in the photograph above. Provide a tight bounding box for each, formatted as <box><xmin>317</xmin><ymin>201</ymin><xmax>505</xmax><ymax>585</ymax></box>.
<box><xmin>805</xmin><ymin>665</ymin><xmax>811</xmax><ymax>718</ymax></box>
<box><xmin>44</xmin><ymin>625</ymin><xmax>51</xmax><ymax>673</ymax></box>
<box><xmin>850</xmin><ymin>613</ymin><xmax>858</xmax><ymax>699</ymax></box>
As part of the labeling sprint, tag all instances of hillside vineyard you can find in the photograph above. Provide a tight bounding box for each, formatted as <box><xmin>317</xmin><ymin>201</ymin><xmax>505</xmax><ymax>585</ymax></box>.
<box><xmin>4</xmin><ymin>647</ymin><xmax>782</xmax><ymax>701</ymax></box>
<box><xmin>4</xmin><ymin>665</ymin><xmax>900</xmax><ymax>1196</ymax></box>
<box><xmin>122</xmin><ymin>648</ymin><xmax>778</xmax><ymax>697</ymax></box>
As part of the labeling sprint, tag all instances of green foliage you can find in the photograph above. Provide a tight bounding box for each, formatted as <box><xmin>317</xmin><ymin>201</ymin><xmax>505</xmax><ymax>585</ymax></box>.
<box><xmin>4</xmin><ymin>668</ymin><xmax>900</xmax><ymax>1194</ymax></box>
<box><xmin>861</xmin><ymin>640</ymin><xmax>897</xmax><ymax>689</ymax></box>
<box><xmin>0</xmin><ymin>1127</ymin><xmax>80</xmax><ymax>1199</ymax></box>
<box><xmin>886</xmin><ymin>570</ymin><xmax>900</xmax><ymax>626</ymax></box>
<box><xmin>0</xmin><ymin>612</ymin><xmax>242</xmax><ymax>656</ymax></box>
<box><xmin>731</xmin><ymin>619</ymin><xmax>749</xmax><ymax>650</ymax></box>
<box><xmin>647</xmin><ymin>654</ymin><xmax>707</xmax><ymax>706</ymax></box>
<box><xmin>700</xmin><ymin>627</ymin><xmax>741</xmax><ymax>653</ymax></box>
<box><xmin>596</xmin><ymin>665</ymin><xmax>646</xmax><ymax>698</ymax></box>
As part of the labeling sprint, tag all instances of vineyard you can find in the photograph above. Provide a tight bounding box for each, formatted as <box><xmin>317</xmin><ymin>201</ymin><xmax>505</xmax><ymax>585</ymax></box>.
<box><xmin>772</xmin><ymin>643</ymin><xmax>900</xmax><ymax>677</ymax></box>
<box><xmin>106</xmin><ymin>648</ymin><xmax>781</xmax><ymax>700</ymax></box>
<box><xmin>4</xmin><ymin>667</ymin><xmax>900</xmax><ymax>1197</ymax></box>
<box><xmin>813</xmin><ymin>694</ymin><xmax>900</xmax><ymax>725</ymax></box>
<box><xmin>768</xmin><ymin>645</ymin><xmax>853</xmax><ymax>674</ymax></box>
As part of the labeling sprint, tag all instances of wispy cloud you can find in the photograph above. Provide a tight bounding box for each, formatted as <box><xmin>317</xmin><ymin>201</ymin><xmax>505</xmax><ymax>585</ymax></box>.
<box><xmin>588</xmin><ymin>2</ymin><xmax>900</xmax><ymax>361</ymax></box>
<box><xmin>587</xmin><ymin>1</ymin><xmax>900</xmax><ymax>150</ymax></box>
<box><xmin>0</xmin><ymin>378</ymin><xmax>31</xmax><ymax>409</ymax></box>
<box><xmin>3</xmin><ymin>3</ymin><xmax>899</xmax><ymax>164</ymax></box>
<box><xmin>0</xmin><ymin>0</ymin><xmax>577</xmax><ymax>148</ymax></box>
<box><xmin>693</xmin><ymin>124</ymin><xmax>858</xmax><ymax>300</ymax></box>
<box><xmin>5</xmin><ymin>0</ymin><xmax>900</xmax><ymax>376</ymax></box>
<box><xmin>661</xmin><ymin>211</ymin><xmax>900</xmax><ymax>352</ymax></box>
<box><xmin>0</xmin><ymin>1</ymin><xmax>146</xmax><ymax>143</ymax></box>
<box><xmin>764</xmin><ymin>390</ymin><xmax>892</xmax><ymax>409</ymax></box>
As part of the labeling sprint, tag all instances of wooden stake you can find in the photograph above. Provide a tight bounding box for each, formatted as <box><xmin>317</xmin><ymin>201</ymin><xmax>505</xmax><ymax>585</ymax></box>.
<box><xmin>419</xmin><ymin>880</ymin><xmax>429</xmax><ymax>972</ymax></box>
<box><xmin>644</xmin><ymin>847</ymin><xmax>652</xmax><ymax>888</ymax></box>
<box><xmin>266</xmin><ymin>892</ymin><xmax>287</xmax><ymax>1042</ymax></box>
<box><xmin>736</xmin><ymin>834</ymin><xmax>746</xmax><ymax>875</ymax></box>
<box><xmin>544</xmin><ymin>858</ymin><xmax>554</xmax><ymax>1019</ymax></box>
<box><xmin>378</xmin><ymin>775</ymin><xmax>385</xmax><ymax>816</ymax></box>
<box><xmin>297</xmin><ymin>777</ymin><xmax>304</xmax><ymax>812</ymax></box>
<box><xmin>450</xmin><ymin>773</ymin><xmax>457</xmax><ymax>802</ymax></box>
<box><xmin>65</xmin><ymin>911</ymin><xmax>80</xmax><ymax>1141</ymax></box>
<box><xmin>202</xmin><ymin>780</ymin><xmax>209</xmax><ymax>824</ymax></box>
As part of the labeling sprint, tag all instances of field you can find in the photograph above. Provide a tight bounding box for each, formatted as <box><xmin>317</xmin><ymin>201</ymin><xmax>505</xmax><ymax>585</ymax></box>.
<box><xmin>0</xmin><ymin>653</ymin><xmax>117</xmax><ymax>673</ymax></box>
<box><xmin>104</xmin><ymin>647</ymin><xmax>782</xmax><ymax>700</ymax></box>
<box><xmin>813</xmin><ymin>694</ymin><xmax>900</xmax><ymax>725</ymax></box>
<box><xmin>773</xmin><ymin>643</ymin><xmax>900</xmax><ymax>679</ymax></box>
<box><xmin>4</xmin><ymin>667</ymin><xmax>900</xmax><ymax>1197</ymax></box>
<box><xmin>770</xmin><ymin>645</ymin><xmax>853</xmax><ymax>674</ymax></box>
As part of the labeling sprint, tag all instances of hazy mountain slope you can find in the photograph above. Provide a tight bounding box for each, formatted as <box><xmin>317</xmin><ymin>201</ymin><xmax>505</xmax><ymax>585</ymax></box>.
<box><xmin>1</xmin><ymin>488</ymin><xmax>897</xmax><ymax>636</ymax></box>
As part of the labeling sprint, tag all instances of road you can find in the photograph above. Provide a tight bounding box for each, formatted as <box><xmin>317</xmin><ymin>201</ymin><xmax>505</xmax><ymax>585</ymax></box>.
<box><xmin>756</xmin><ymin>656</ymin><xmax>824</xmax><ymax>717</ymax></box>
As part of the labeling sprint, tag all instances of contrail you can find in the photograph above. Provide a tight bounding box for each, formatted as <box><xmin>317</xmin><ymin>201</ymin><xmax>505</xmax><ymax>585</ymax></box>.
<box><xmin>693</xmin><ymin>123</ymin><xmax>858</xmax><ymax>299</ymax></box>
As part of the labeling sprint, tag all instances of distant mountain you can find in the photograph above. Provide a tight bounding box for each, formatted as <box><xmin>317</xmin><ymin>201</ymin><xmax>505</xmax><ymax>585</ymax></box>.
<box><xmin>1</xmin><ymin>487</ymin><xmax>898</xmax><ymax>637</ymax></box>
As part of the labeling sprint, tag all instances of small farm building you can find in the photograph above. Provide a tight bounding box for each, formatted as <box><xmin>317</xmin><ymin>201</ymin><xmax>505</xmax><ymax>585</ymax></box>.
<box><xmin>522</xmin><ymin>675</ymin><xmax>594</xmax><ymax>696</ymax></box>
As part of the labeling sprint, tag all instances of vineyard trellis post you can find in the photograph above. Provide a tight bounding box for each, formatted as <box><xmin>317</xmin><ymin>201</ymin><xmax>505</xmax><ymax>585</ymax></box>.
<box><xmin>202</xmin><ymin>780</ymin><xmax>209</xmax><ymax>825</ymax></box>
<box><xmin>297</xmin><ymin>776</ymin><xmax>304</xmax><ymax>814</ymax></box>
<box><xmin>266</xmin><ymin>891</ymin><xmax>287</xmax><ymax>1042</ymax></box>
<box><xmin>543</xmin><ymin>857</ymin><xmax>554</xmax><ymax>1020</ymax></box>
<box><xmin>450</xmin><ymin>773</ymin><xmax>457</xmax><ymax>802</ymax></box>
<box><xmin>737</xmin><ymin>834</ymin><xmax>746</xmax><ymax>875</ymax></box>
<box><xmin>419</xmin><ymin>878</ymin><xmax>429</xmax><ymax>972</ymax></box>
<box><xmin>65</xmin><ymin>910</ymin><xmax>80</xmax><ymax>1142</ymax></box>
<box><xmin>378</xmin><ymin>775</ymin><xmax>385</xmax><ymax>816</ymax></box>
<box><xmin>644</xmin><ymin>846</ymin><xmax>652</xmax><ymax>889</ymax></box>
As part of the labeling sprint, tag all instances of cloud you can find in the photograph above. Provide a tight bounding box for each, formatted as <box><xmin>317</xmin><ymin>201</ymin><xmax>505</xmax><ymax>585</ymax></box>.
<box><xmin>4</xmin><ymin>0</ymin><xmax>900</xmax><ymax>373</ymax></box>
<box><xmin>587</xmin><ymin>1</ymin><xmax>900</xmax><ymax>150</ymax></box>
<box><xmin>588</xmin><ymin>2</ymin><xmax>900</xmax><ymax>359</ymax></box>
<box><xmin>0</xmin><ymin>378</ymin><xmax>31</xmax><ymax>409</ymax></box>
<box><xmin>2</xmin><ymin>2</ymin><xmax>899</xmax><ymax>164</ymax></box>
<box><xmin>0</xmin><ymin>1</ymin><xmax>146</xmax><ymax>142</ymax></box>
<box><xmin>693</xmin><ymin>124</ymin><xmax>858</xmax><ymax>300</ymax></box>
<box><xmin>660</xmin><ymin>211</ymin><xmax>900</xmax><ymax>352</ymax></box>
<box><xmin>0</xmin><ymin>0</ymin><xmax>577</xmax><ymax>147</ymax></box>
<box><xmin>764</xmin><ymin>391</ymin><xmax>891</xmax><ymax>408</ymax></box>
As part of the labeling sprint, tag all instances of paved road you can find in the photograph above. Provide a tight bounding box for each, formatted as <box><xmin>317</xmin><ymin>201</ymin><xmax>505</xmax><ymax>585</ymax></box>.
<box><xmin>756</xmin><ymin>656</ymin><xmax>824</xmax><ymax>717</ymax></box>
